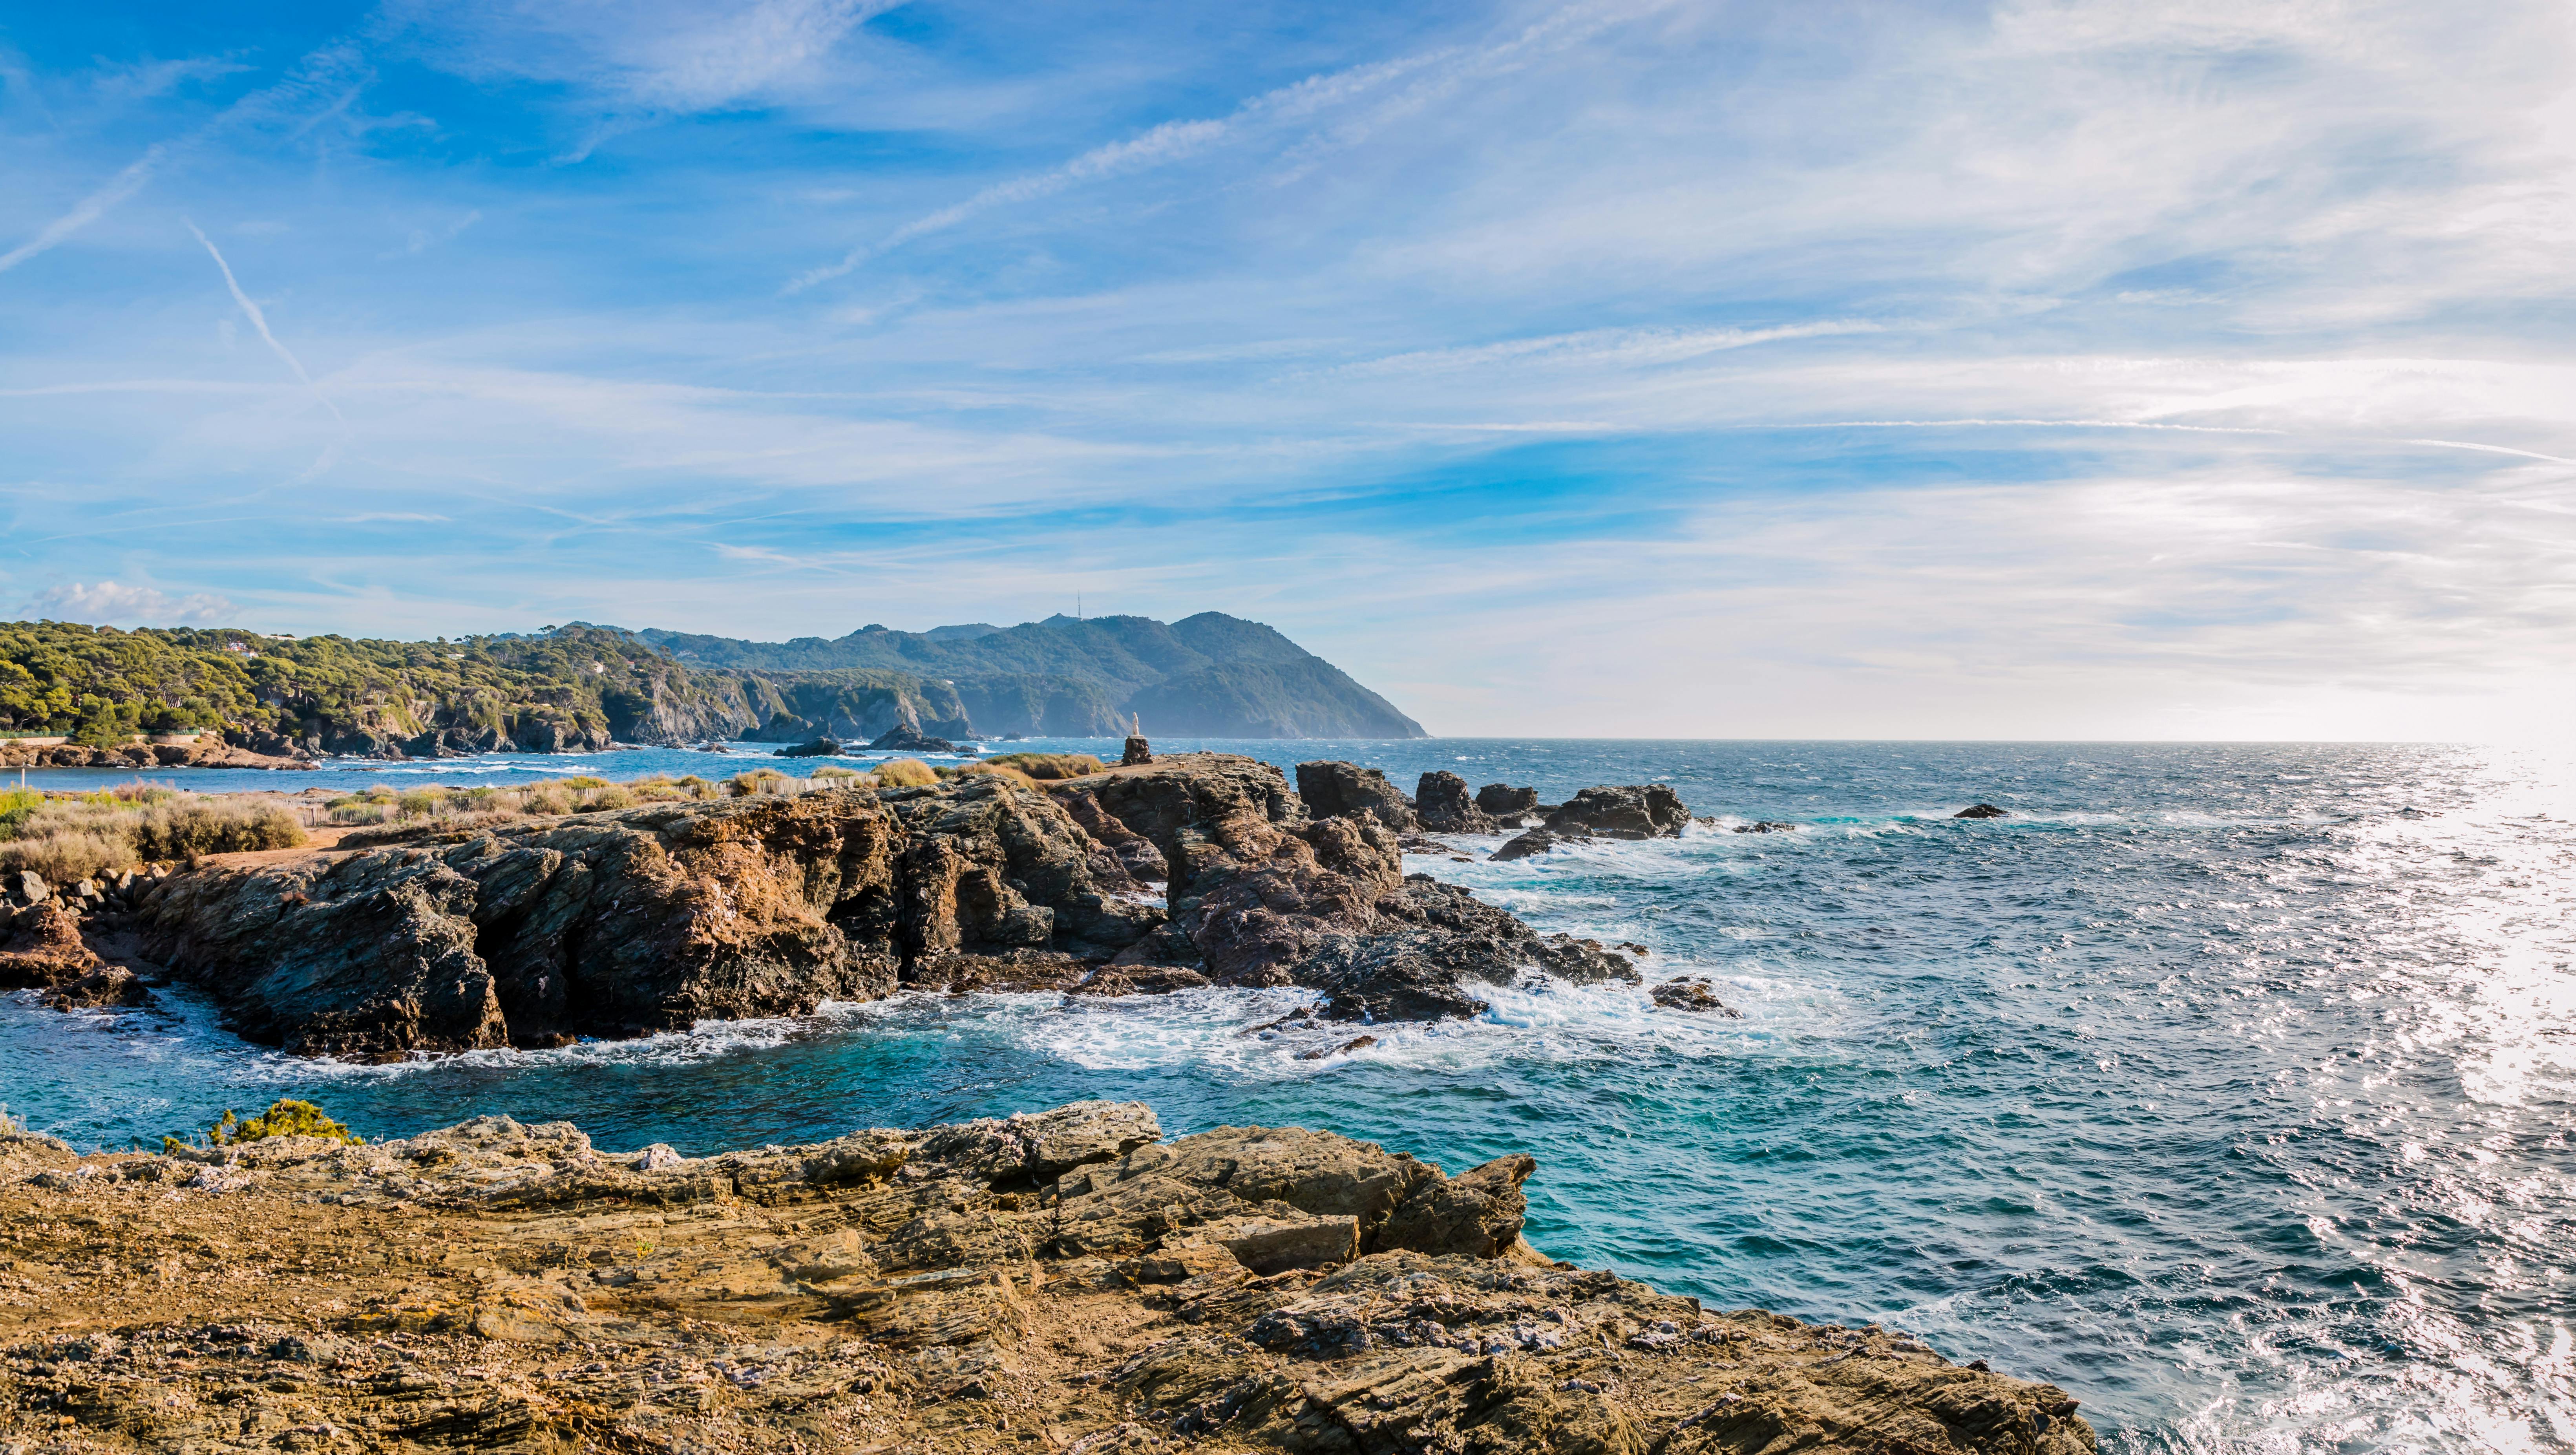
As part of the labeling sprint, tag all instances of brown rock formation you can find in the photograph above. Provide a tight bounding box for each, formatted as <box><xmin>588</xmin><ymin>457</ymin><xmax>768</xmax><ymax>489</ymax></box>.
<box><xmin>0</xmin><ymin>1102</ymin><xmax>2096</xmax><ymax>1455</ymax></box>
<box><xmin>1414</xmin><ymin>770</ymin><xmax>1498</xmax><ymax>834</ymax></box>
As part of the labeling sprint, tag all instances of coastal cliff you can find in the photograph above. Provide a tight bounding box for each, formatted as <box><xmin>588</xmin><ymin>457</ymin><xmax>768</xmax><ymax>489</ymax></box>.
<box><xmin>0</xmin><ymin>1100</ymin><xmax>2095</xmax><ymax>1454</ymax></box>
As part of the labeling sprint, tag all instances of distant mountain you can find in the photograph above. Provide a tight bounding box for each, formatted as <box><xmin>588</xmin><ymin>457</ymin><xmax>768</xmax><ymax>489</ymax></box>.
<box><xmin>634</xmin><ymin>612</ymin><xmax>1427</xmax><ymax>739</ymax></box>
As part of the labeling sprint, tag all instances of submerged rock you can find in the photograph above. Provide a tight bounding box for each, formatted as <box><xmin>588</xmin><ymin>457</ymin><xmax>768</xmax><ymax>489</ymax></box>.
<box><xmin>1491</xmin><ymin>828</ymin><xmax>1577</xmax><ymax>861</ymax></box>
<box><xmin>772</xmin><ymin>737</ymin><xmax>841</xmax><ymax>757</ymax></box>
<box><xmin>1652</xmin><ymin>977</ymin><xmax>1742</xmax><ymax>1015</ymax></box>
<box><xmin>1734</xmin><ymin>820</ymin><xmax>1798</xmax><ymax>834</ymax></box>
<box><xmin>1956</xmin><ymin>803</ymin><xmax>2008</xmax><ymax>819</ymax></box>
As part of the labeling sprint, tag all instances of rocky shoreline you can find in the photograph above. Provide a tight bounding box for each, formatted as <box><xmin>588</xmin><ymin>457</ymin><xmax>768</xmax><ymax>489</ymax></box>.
<box><xmin>3</xmin><ymin>755</ymin><xmax>1739</xmax><ymax>1058</ymax></box>
<box><xmin>0</xmin><ymin>1100</ymin><xmax>2094</xmax><ymax>1454</ymax></box>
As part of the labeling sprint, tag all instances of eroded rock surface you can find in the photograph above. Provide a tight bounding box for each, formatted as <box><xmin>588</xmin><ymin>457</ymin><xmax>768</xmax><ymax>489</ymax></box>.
<box><xmin>135</xmin><ymin>780</ymin><xmax>1152</xmax><ymax>1057</ymax></box>
<box><xmin>119</xmin><ymin>756</ymin><xmax>1664</xmax><ymax>1053</ymax></box>
<box><xmin>1294</xmin><ymin>760</ymin><xmax>1417</xmax><ymax>832</ymax></box>
<box><xmin>1545</xmin><ymin>785</ymin><xmax>1692</xmax><ymax>840</ymax></box>
<box><xmin>1061</xmin><ymin>756</ymin><xmax>1635</xmax><ymax>1020</ymax></box>
<box><xmin>0</xmin><ymin>1102</ymin><xmax>2095</xmax><ymax>1455</ymax></box>
<box><xmin>1414</xmin><ymin>771</ymin><xmax>1497</xmax><ymax>834</ymax></box>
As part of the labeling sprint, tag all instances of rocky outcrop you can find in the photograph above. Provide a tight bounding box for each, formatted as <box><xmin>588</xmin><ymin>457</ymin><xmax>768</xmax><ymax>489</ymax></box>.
<box><xmin>1652</xmin><ymin>976</ymin><xmax>1741</xmax><ymax>1015</ymax></box>
<box><xmin>0</xmin><ymin>738</ymin><xmax>314</xmax><ymax>770</ymax></box>
<box><xmin>772</xmin><ymin>737</ymin><xmax>840</xmax><ymax>757</ymax></box>
<box><xmin>1060</xmin><ymin>756</ymin><xmax>1633</xmax><ymax>1021</ymax></box>
<box><xmin>135</xmin><ymin>779</ymin><xmax>1157</xmax><ymax>1057</ymax></box>
<box><xmin>1122</xmin><ymin>733</ymin><xmax>1152</xmax><ymax>766</ymax></box>
<box><xmin>0</xmin><ymin>1102</ymin><xmax>2097</xmax><ymax>1455</ymax></box>
<box><xmin>121</xmin><ymin>756</ymin><xmax>1656</xmax><ymax>1053</ymax></box>
<box><xmin>1294</xmin><ymin>760</ymin><xmax>1416</xmax><ymax>831</ymax></box>
<box><xmin>1475</xmin><ymin>782</ymin><xmax>1540</xmax><ymax>821</ymax></box>
<box><xmin>1956</xmin><ymin>803</ymin><xmax>2008</xmax><ymax>819</ymax></box>
<box><xmin>1546</xmin><ymin>784</ymin><xmax>1691</xmax><ymax>839</ymax></box>
<box><xmin>869</xmin><ymin>723</ymin><xmax>957</xmax><ymax>753</ymax></box>
<box><xmin>0</xmin><ymin>903</ymin><xmax>104</xmax><ymax>990</ymax></box>
<box><xmin>1414</xmin><ymin>771</ymin><xmax>1497</xmax><ymax>834</ymax></box>
<box><xmin>1492</xmin><ymin>828</ymin><xmax>1568</xmax><ymax>862</ymax></box>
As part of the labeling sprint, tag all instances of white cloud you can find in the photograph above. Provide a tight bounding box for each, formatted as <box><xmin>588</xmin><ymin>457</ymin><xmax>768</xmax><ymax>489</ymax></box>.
<box><xmin>392</xmin><ymin>0</ymin><xmax>900</xmax><ymax>115</ymax></box>
<box><xmin>22</xmin><ymin>581</ymin><xmax>237</xmax><ymax>626</ymax></box>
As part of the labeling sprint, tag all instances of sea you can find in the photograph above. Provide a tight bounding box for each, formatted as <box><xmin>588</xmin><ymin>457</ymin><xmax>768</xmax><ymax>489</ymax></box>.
<box><xmin>6</xmin><ymin>738</ymin><xmax>2572</xmax><ymax>1453</ymax></box>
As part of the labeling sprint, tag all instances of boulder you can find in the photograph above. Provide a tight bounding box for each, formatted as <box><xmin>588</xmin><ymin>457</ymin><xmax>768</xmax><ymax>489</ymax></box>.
<box><xmin>1651</xmin><ymin>977</ymin><xmax>1742</xmax><ymax>1015</ymax></box>
<box><xmin>773</xmin><ymin>738</ymin><xmax>841</xmax><ymax>758</ymax></box>
<box><xmin>1475</xmin><ymin>783</ymin><xmax>1539</xmax><ymax>819</ymax></box>
<box><xmin>41</xmin><ymin>964</ymin><xmax>154</xmax><ymax>1011</ymax></box>
<box><xmin>869</xmin><ymin>724</ymin><xmax>956</xmax><ymax>753</ymax></box>
<box><xmin>1956</xmin><ymin>803</ymin><xmax>2008</xmax><ymax>819</ymax></box>
<box><xmin>1121</xmin><ymin>734</ymin><xmax>1153</xmax><ymax>766</ymax></box>
<box><xmin>1413</xmin><ymin>771</ymin><xmax>1496</xmax><ymax>834</ymax></box>
<box><xmin>1544</xmin><ymin>784</ymin><xmax>1690</xmax><ymax>839</ymax></box>
<box><xmin>1295</xmin><ymin>760</ymin><xmax>1416</xmax><ymax>831</ymax></box>
<box><xmin>1491</xmin><ymin>828</ymin><xmax>1573</xmax><ymax>861</ymax></box>
<box><xmin>0</xmin><ymin>903</ymin><xmax>103</xmax><ymax>989</ymax></box>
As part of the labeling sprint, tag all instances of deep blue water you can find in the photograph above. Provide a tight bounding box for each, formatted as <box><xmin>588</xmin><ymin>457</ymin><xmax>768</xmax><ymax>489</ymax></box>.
<box><xmin>9</xmin><ymin>740</ymin><xmax>2574</xmax><ymax>1453</ymax></box>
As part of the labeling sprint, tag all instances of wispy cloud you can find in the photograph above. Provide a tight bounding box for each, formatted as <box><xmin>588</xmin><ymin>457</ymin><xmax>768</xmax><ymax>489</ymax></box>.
<box><xmin>185</xmin><ymin>220</ymin><xmax>343</xmax><ymax>422</ymax></box>
<box><xmin>21</xmin><ymin>580</ymin><xmax>236</xmax><ymax>625</ymax></box>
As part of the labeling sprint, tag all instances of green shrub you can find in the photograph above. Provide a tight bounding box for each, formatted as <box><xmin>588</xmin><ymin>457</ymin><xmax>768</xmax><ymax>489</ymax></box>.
<box><xmin>0</xmin><ymin>787</ymin><xmax>40</xmax><ymax>839</ymax></box>
<box><xmin>984</xmin><ymin>752</ymin><xmax>1102</xmax><ymax>780</ymax></box>
<box><xmin>871</xmin><ymin>758</ymin><xmax>937</xmax><ymax>789</ymax></box>
<box><xmin>130</xmin><ymin>798</ymin><xmax>306</xmax><ymax>860</ymax></box>
<box><xmin>586</xmin><ymin>784</ymin><xmax>636</xmax><ymax>810</ymax></box>
<box><xmin>0</xmin><ymin>826</ymin><xmax>132</xmax><ymax>882</ymax></box>
<box><xmin>167</xmin><ymin>1098</ymin><xmax>360</xmax><ymax>1152</ymax></box>
<box><xmin>396</xmin><ymin>789</ymin><xmax>443</xmax><ymax>818</ymax></box>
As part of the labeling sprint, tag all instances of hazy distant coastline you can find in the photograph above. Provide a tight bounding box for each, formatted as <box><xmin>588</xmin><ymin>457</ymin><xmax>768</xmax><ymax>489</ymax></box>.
<box><xmin>0</xmin><ymin>613</ymin><xmax>1425</xmax><ymax>770</ymax></box>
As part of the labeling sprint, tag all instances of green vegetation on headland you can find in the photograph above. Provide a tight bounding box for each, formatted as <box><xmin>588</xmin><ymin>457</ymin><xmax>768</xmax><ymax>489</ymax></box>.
<box><xmin>0</xmin><ymin>611</ymin><xmax>1425</xmax><ymax>760</ymax></box>
<box><xmin>0</xmin><ymin>782</ymin><xmax>305</xmax><ymax>883</ymax></box>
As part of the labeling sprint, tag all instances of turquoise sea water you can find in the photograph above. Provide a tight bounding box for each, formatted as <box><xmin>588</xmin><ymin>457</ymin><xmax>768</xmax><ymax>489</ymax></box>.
<box><xmin>8</xmin><ymin>740</ymin><xmax>2573</xmax><ymax>1453</ymax></box>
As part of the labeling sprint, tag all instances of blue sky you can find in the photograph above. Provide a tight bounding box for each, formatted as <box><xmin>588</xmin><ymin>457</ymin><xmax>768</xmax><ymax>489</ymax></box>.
<box><xmin>3</xmin><ymin>0</ymin><xmax>2571</xmax><ymax>738</ymax></box>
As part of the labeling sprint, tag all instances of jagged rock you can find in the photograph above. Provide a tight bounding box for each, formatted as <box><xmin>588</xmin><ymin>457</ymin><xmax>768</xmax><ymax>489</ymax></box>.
<box><xmin>1545</xmin><ymin>784</ymin><xmax>1691</xmax><ymax>839</ymax></box>
<box><xmin>137</xmin><ymin>779</ymin><xmax>1154</xmax><ymax>1057</ymax></box>
<box><xmin>1475</xmin><ymin>783</ymin><xmax>1539</xmax><ymax>820</ymax></box>
<box><xmin>1413</xmin><ymin>771</ymin><xmax>1496</xmax><ymax>834</ymax></box>
<box><xmin>1122</xmin><ymin>734</ymin><xmax>1153</xmax><ymax>765</ymax></box>
<box><xmin>1734</xmin><ymin>820</ymin><xmax>1798</xmax><ymax>834</ymax></box>
<box><xmin>1652</xmin><ymin>977</ymin><xmax>1742</xmax><ymax>1015</ymax></box>
<box><xmin>40</xmin><ymin>965</ymin><xmax>154</xmax><ymax>1011</ymax></box>
<box><xmin>0</xmin><ymin>903</ymin><xmax>102</xmax><ymax>988</ymax></box>
<box><xmin>868</xmin><ymin>723</ymin><xmax>956</xmax><ymax>753</ymax></box>
<box><xmin>1956</xmin><ymin>803</ymin><xmax>2008</xmax><ymax>819</ymax></box>
<box><xmin>1374</xmin><ymin>1153</ymin><xmax>1534</xmax><ymax>1258</ymax></box>
<box><xmin>1491</xmin><ymin>828</ymin><xmax>1576</xmax><ymax>861</ymax></box>
<box><xmin>1060</xmin><ymin>756</ymin><xmax>1634</xmax><ymax>1021</ymax></box>
<box><xmin>772</xmin><ymin>737</ymin><xmax>840</xmax><ymax>757</ymax></box>
<box><xmin>0</xmin><ymin>1102</ymin><xmax>2099</xmax><ymax>1455</ymax></box>
<box><xmin>1295</xmin><ymin>760</ymin><xmax>1417</xmax><ymax>831</ymax></box>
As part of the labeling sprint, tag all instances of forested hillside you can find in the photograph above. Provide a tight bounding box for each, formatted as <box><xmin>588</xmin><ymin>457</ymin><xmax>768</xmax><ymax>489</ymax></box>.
<box><xmin>0</xmin><ymin>610</ymin><xmax>1425</xmax><ymax>758</ymax></box>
